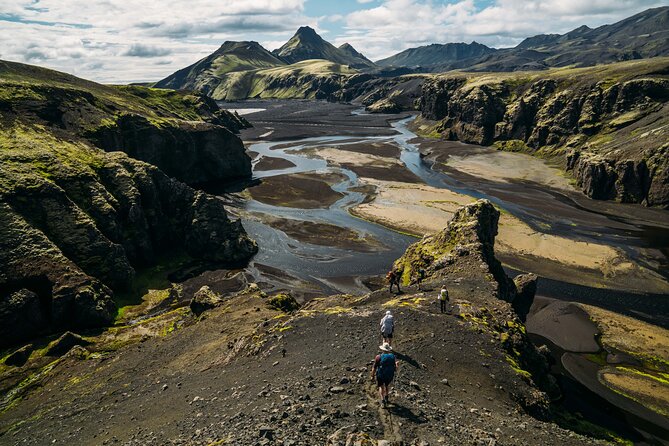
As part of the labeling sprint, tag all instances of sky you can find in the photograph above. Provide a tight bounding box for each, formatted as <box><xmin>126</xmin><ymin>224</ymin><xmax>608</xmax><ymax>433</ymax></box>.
<box><xmin>0</xmin><ymin>0</ymin><xmax>667</xmax><ymax>83</ymax></box>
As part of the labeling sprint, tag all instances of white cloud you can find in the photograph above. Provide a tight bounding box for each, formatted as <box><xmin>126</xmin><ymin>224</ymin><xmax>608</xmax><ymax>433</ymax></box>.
<box><xmin>0</xmin><ymin>0</ymin><xmax>310</xmax><ymax>82</ymax></box>
<box><xmin>339</xmin><ymin>0</ymin><xmax>668</xmax><ymax>60</ymax></box>
<box><xmin>0</xmin><ymin>0</ymin><xmax>666</xmax><ymax>82</ymax></box>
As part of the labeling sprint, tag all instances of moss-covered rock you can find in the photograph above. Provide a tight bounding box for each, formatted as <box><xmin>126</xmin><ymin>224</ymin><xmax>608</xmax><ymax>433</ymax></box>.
<box><xmin>45</xmin><ymin>332</ymin><xmax>90</xmax><ymax>357</ymax></box>
<box><xmin>190</xmin><ymin>285</ymin><xmax>224</xmax><ymax>315</ymax></box>
<box><xmin>394</xmin><ymin>199</ymin><xmax>513</xmax><ymax>299</ymax></box>
<box><xmin>366</xmin><ymin>97</ymin><xmax>401</xmax><ymax>114</ymax></box>
<box><xmin>267</xmin><ymin>293</ymin><xmax>300</xmax><ymax>313</ymax></box>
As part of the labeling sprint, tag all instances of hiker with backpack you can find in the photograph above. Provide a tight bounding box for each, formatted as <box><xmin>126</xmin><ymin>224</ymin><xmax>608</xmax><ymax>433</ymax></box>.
<box><xmin>371</xmin><ymin>342</ymin><xmax>399</xmax><ymax>406</ymax></box>
<box><xmin>380</xmin><ymin>310</ymin><xmax>394</xmax><ymax>346</ymax></box>
<box><xmin>438</xmin><ymin>285</ymin><xmax>449</xmax><ymax>313</ymax></box>
<box><xmin>386</xmin><ymin>270</ymin><xmax>400</xmax><ymax>294</ymax></box>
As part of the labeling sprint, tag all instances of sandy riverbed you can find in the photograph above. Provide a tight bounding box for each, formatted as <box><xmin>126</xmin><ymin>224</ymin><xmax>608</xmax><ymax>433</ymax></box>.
<box><xmin>349</xmin><ymin>178</ymin><xmax>668</xmax><ymax>293</ymax></box>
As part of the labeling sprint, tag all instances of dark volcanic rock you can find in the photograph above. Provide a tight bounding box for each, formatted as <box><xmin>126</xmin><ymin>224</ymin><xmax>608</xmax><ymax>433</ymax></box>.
<box><xmin>267</xmin><ymin>292</ymin><xmax>300</xmax><ymax>313</ymax></box>
<box><xmin>365</xmin><ymin>97</ymin><xmax>401</xmax><ymax>114</ymax></box>
<box><xmin>420</xmin><ymin>67</ymin><xmax>669</xmax><ymax>207</ymax></box>
<box><xmin>394</xmin><ymin>199</ymin><xmax>514</xmax><ymax>300</ymax></box>
<box><xmin>0</xmin><ymin>289</ymin><xmax>49</xmax><ymax>347</ymax></box>
<box><xmin>185</xmin><ymin>192</ymin><xmax>257</xmax><ymax>264</ymax></box>
<box><xmin>0</xmin><ymin>60</ymin><xmax>258</xmax><ymax>347</ymax></box>
<box><xmin>393</xmin><ymin>200</ymin><xmax>557</xmax><ymax>415</ymax></box>
<box><xmin>45</xmin><ymin>331</ymin><xmax>91</xmax><ymax>357</ymax></box>
<box><xmin>3</xmin><ymin>343</ymin><xmax>34</xmax><ymax>367</ymax></box>
<box><xmin>512</xmin><ymin>273</ymin><xmax>538</xmax><ymax>321</ymax></box>
<box><xmin>88</xmin><ymin>114</ymin><xmax>252</xmax><ymax>186</ymax></box>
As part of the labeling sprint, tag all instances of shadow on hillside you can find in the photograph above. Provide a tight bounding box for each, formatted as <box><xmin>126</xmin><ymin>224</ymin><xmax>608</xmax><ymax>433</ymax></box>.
<box><xmin>388</xmin><ymin>403</ymin><xmax>428</xmax><ymax>424</ymax></box>
<box><xmin>395</xmin><ymin>351</ymin><xmax>421</xmax><ymax>369</ymax></box>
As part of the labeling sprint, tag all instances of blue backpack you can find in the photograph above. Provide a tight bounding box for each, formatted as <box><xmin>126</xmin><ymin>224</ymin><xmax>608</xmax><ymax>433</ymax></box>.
<box><xmin>376</xmin><ymin>353</ymin><xmax>396</xmax><ymax>381</ymax></box>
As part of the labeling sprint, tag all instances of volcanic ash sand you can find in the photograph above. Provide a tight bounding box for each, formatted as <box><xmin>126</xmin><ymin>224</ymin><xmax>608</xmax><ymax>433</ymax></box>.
<box><xmin>581</xmin><ymin>304</ymin><xmax>669</xmax><ymax>363</ymax></box>
<box><xmin>444</xmin><ymin>151</ymin><xmax>576</xmax><ymax>191</ymax></box>
<box><xmin>248</xmin><ymin>172</ymin><xmax>345</xmax><ymax>209</ymax></box>
<box><xmin>350</xmin><ymin>179</ymin><xmax>642</xmax><ymax>282</ymax></box>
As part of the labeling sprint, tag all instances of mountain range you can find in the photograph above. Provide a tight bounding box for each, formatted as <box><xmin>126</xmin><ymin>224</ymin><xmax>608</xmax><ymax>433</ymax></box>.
<box><xmin>156</xmin><ymin>6</ymin><xmax>669</xmax><ymax>94</ymax></box>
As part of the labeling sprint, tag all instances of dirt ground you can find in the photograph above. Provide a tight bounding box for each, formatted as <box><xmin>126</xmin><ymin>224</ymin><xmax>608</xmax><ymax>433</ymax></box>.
<box><xmin>0</xmin><ymin>284</ymin><xmax>611</xmax><ymax>445</ymax></box>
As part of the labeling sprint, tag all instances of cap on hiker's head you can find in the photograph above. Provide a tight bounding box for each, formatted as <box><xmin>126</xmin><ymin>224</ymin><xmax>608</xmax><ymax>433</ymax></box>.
<box><xmin>379</xmin><ymin>342</ymin><xmax>393</xmax><ymax>352</ymax></box>
<box><xmin>385</xmin><ymin>310</ymin><xmax>391</xmax><ymax>315</ymax></box>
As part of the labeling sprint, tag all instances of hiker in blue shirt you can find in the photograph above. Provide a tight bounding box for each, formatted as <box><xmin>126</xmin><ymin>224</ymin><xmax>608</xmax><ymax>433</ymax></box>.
<box><xmin>371</xmin><ymin>342</ymin><xmax>399</xmax><ymax>406</ymax></box>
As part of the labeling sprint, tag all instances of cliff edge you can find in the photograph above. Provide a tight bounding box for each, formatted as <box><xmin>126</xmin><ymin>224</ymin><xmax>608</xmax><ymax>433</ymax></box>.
<box><xmin>0</xmin><ymin>61</ymin><xmax>257</xmax><ymax>347</ymax></box>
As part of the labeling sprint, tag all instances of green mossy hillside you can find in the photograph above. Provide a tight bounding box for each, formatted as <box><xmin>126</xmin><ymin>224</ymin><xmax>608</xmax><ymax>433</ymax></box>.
<box><xmin>0</xmin><ymin>60</ymin><xmax>257</xmax><ymax>348</ymax></box>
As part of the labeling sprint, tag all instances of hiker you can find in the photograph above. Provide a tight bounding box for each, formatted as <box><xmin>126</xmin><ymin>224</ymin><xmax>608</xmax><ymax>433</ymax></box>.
<box><xmin>386</xmin><ymin>270</ymin><xmax>400</xmax><ymax>294</ymax></box>
<box><xmin>417</xmin><ymin>268</ymin><xmax>426</xmax><ymax>291</ymax></box>
<box><xmin>380</xmin><ymin>310</ymin><xmax>394</xmax><ymax>346</ymax></box>
<box><xmin>371</xmin><ymin>342</ymin><xmax>399</xmax><ymax>406</ymax></box>
<box><xmin>438</xmin><ymin>285</ymin><xmax>449</xmax><ymax>313</ymax></box>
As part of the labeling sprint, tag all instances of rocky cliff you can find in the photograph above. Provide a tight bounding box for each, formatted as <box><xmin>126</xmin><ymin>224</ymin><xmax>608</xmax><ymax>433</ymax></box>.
<box><xmin>0</xmin><ymin>61</ymin><xmax>257</xmax><ymax>347</ymax></box>
<box><xmin>392</xmin><ymin>200</ymin><xmax>555</xmax><ymax>409</ymax></box>
<box><xmin>419</xmin><ymin>58</ymin><xmax>669</xmax><ymax>207</ymax></box>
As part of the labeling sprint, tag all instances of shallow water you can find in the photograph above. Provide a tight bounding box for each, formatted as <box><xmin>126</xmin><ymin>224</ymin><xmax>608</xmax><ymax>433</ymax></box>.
<box><xmin>242</xmin><ymin>134</ymin><xmax>415</xmax><ymax>294</ymax></box>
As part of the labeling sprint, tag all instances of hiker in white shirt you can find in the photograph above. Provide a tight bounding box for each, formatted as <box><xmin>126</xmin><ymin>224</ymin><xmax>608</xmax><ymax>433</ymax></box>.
<box><xmin>379</xmin><ymin>310</ymin><xmax>394</xmax><ymax>345</ymax></box>
<box><xmin>438</xmin><ymin>286</ymin><xmax>449</xmax><ymax>313</ymax></box>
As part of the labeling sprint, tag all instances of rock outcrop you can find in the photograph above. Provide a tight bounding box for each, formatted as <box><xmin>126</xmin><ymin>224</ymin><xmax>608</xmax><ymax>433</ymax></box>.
<box><xmin>513</xmin><ymin>273</ymin><xmax>538</xmax><ymax>321</ymax></box>
<box><xmin>393</xmin><ymin>200</ymin><xmax>553</xmax><ymax>415</ymax></box>
<box><xmin>0</xmin><ymin>60</ymin><xmax>257</xmax><ymax>347</ymax></box>
<box><xmin>190</xmin><ymin>285</ymin><xmax>224</xmax><ymax>315</ymax></box>
<box><xmin>420</xmin><ymin>59</ymin><xmax>669</xmax><ymax>207</ymax></box>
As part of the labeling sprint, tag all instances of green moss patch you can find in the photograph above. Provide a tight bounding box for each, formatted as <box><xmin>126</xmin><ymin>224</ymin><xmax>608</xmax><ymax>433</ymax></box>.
<box><xmin>267</xmin><ymin>293</ymin><xmax>300</xmax><ymax>313</ymax></box>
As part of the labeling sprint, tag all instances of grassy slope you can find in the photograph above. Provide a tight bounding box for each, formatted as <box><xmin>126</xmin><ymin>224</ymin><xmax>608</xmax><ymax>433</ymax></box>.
<box><xmin>0</xmin><ymin>59</ymin><xmax>237</xmax><ymax>192</ymax></box>
<box><xmin>210</xmin><ymin>59</ymin><xmax>358</xmax><ymax>100</ymax></box>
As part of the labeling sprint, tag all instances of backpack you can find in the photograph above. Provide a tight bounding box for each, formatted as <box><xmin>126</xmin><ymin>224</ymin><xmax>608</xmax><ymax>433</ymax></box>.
<box><xmin>376</xmin><ymin>353</ymin><xmax>396</xmax><ymax>381</ymax></box>
<box><xmin>381</xmin><ymin>315</ymin><xmax>394</xmax><ymax>334</ymax></box>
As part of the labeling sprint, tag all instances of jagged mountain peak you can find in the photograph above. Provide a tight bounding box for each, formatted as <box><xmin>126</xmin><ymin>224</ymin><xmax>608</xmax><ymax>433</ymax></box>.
<box><xmin>154</xmin><ymin>39</ymin><xmax>284</xmax><ymax>91</ymax></box>
<box><xmin>294</xmin><ymin>25</ymin><xmax>320</xmax><ymax>40</ymax></box>
<box><xmin>273</xmin><ymin>26</ymin><xmax>375</xmax><ymax>69</ymax></box>
<box><xmin>339</xmin><ymin>42</ymin><xmax>373</xmax><ymax>63</ymax></box>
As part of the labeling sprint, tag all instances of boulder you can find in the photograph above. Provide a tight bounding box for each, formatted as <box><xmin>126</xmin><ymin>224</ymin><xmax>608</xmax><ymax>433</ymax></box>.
<box><xmin>4</xmin><ymin>344</ymin><xmax>34</xmax><ymax>367</ymax></box>
<box><xmin>190</xmin><ymin>286</ymin><xmax>224</xmax><ymax>315</ymax></box>
<box><xmin>0</xmin><ymin>289</ymin><xmax>49</xmax><ymax>347</ymax></box>
<box><xmin>267</xmin><ymin>292</ymin><xmax>300</xmax><ymax>313</ymax></box>
<box><xmin>45</xmin><ymin>331</ymin><xmax>91</xmax><ymax>357</ymax></box>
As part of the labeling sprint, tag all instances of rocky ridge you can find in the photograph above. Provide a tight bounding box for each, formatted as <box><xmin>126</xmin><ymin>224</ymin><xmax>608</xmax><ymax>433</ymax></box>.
<box><xmin>418</xmin><ymin>58</ymin><xmax>669</xmax><ymax>207</ymax></box>
<box><xmin>376</xmin><ymin>42</ymin><xmax>497</xmax><ymax>72</ymax></box>
<box><xmin>0</xmin><ymin>60</ymin><xmax>257</xmax><ymax>347</ymax></box>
